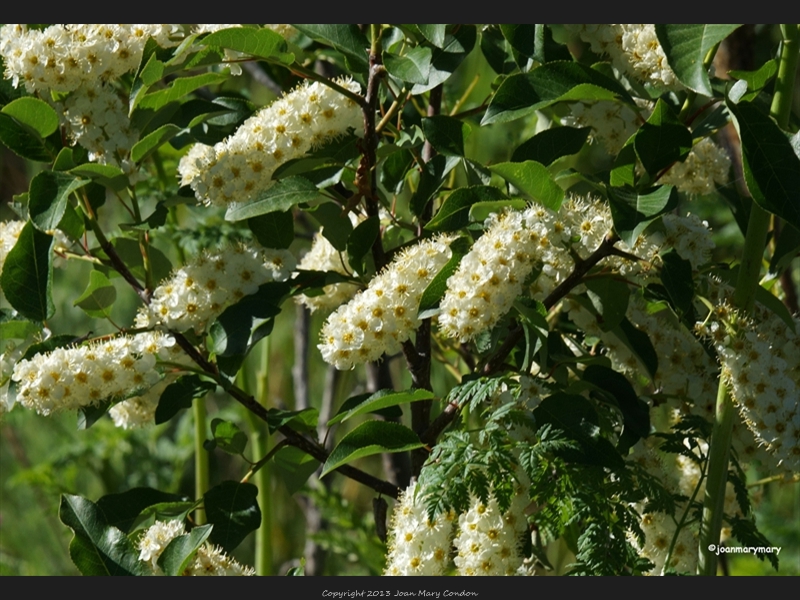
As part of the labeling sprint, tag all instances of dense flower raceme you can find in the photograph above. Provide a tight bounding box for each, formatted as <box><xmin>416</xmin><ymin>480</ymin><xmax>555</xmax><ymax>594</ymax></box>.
<box><xmin>12</xmin><ymin>331</ymin><xmax>186</xmax><ymax>417</ymax></box>
<box><xmin>563</xmin><ymin>100</ymin><xmax>646</xmax><ymax>155</ymax></box>
<box><xmin>294</xmin><ymin>231</ymin><xmax>359</xmax><ymax>314</ymax></box>
<box><xmin>319</xmin><ymin>236</ymin><xmax>454</xmax><ymax>370</ymax></box>
<box><xmin>564</xmin><ymin>24</ymin><xmax>682</xmax><ymax>91</ymax></box>
<box><xmin>438</xmin><ymin>197</ymin><xmax>611</xmax><ymax>343</ymax></box>
<box><xmin>659</xmin><ymin>138</ymin><xmax>731</xmax><ymax>196</ymax></box>
<box><xmin>136</xmin><ymin>244</ymin><xmax>295</xmax><ymax>333</ymax></box>
<box><xmin>138</xmin><ymin>520</ymin><xmax>254</xmax><ymax>576</ymax></box>
<box><xmin>179</xmin><ymin>77</ymin><xmax>363</xmax><ymax>208</ymax></box>
<box><xmin>0</xmin><ymin>24</ymin><xmax>181</xmax><ymax>93</ymax></box>
<box><xmin>384</xmin><ymin>483</ymin><xmax>456</xmax><ymax>576</ymax></box>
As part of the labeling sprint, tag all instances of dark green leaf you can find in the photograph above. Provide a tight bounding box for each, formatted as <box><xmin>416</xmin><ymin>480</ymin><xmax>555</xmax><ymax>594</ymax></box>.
<box><xmin>418</xmin><ymin>25</ymin><xmax>447</xmax><ymax>48</ymax></box>
<box><xmin>59</xmin><ymin>494</ymin><xmax>145</xmax><ymax>576</ymax></box>
<box><xmin>660</xmin><ymin>250</ymin><xmax>695</xmax><ymax>321</ymax></box>
<box><xmin>108</xmin><ymin>237</ymin><xmax>172</xmax><ymax>284</ymax></box>
<box><xmin>634</xmin><ymin>99</ymin><xmax>693</xmax><ymax>176</ymax></box>
<box><xmin>77</xmin><ymin>400</ymin><xmax>112</xmax><ymax>430</ymax></box>
<box><xmin>584</xmin><ymin>276</ymin><xmax>631</xmax><ymax>332</ymax></box>
<box><xmin>729</xmin><ymin>60</ymin><xmax>778</xmax><ymax>103</ymax></box>
<box><xmin>96</xmin><ymin>488</ymin><xmax>185</xmax><ymax>534</ymax></box>
<box><xmin>611</xmin><ymin>318</ymin><xmax>658</xmax><ymax>380</ymax></box>
<box><xmin>203</xmin><ymin>481</ymin><xmax>261</xmax><ymax>552</ymax></box>
<box><xmin>209</xmin><ymin>418</ymin><xmax>248</xmax><ymax>456</ymax></box>
<box><xmin>131</xmin><ymin>123</ymin><xmax>182</xmax><ymax>163</ymax></box>
<box><xmin>411</xmin><ymin>25</ymin><xmax>476</xmax><ymax>94</ymax></box>
<box><xmin>294</xmin><ymin>25</ymin><xmax>369</xmax><ymax>71</ymax></box>
<box><xmin>73</xmin><ymin>270</ymin><xmax>116</xmax><ymax>319</ymax></box>
<box><xmin>482</xmin><ymin>62</ymin><xmax>633</xmax><ymax>125</ymax></box>
<box><xmin>158</xmin><ymin>524</ymin><xmax>213</xmax><ymax>576</ymax></box>
<box><xmin>426</xmin><ymin>186</ymin><xmax>506</xmax><ymax>232</ymax></box>
<box><xmin>490</xmin><ymin>161</ymin><xmax>564</xmax><ymax>210</ymax></box>
<box><xmin>136</xmin><ymin>72</ymin><xmax>229</xmax><ymax>113</ymax></box>
<box><xmin>309</xmin><ymin>203</ymin><xmax>354</xmax><ymax>252</ymax></box>
<box><xmin>418</xmin><ymin>237</ymin><xmax>471</xmax><ymax>311</ymax></box>
<box><xmin>511</xmin><ymin>126</ymin><xmax>591</xmax><ymax>165</ymax></box>
<box><xmin>770</xmin><ymin>223</ymin><xmax>800</xmax><ymax>275</ymax></box>
<box><xmin>480</xmin><ymin>26</ymin><xmax>515</xmax><ymax>75</ymax></box>
<box><xmin>119</xmin><ymin>203</ymin><xmax>168</xmax><ymax>232</ymax></box>
<box><xmin>52</xmin><ymin>148</ymin><xmax>76</xmax><ymax>171</ymax></box>
<box><xmin>264</xmin><ymin>407</ymin><xmax>319</xmax><ymax>435</ymax></box>
<box><xmin>226</xmin><ymin>176</ymin><xmax>318</xmax><ymax>222</ymax></box>
<box><xmin>248</xmin><ymin>210</ymin><xmax>294</xmax><ymax>249</ymax></box>
<box><xmin>0</xmin><ymin>112</ymin><xmax>57</xmax><ymax>162</ymax></box>
<box><xmin>384</xmin><ymin>46</ymin><xmax>433</xmax><ymax>85</ymax></box>
<box><xmin>327</xmin><ymin>392</ymin><xmax>402</xmax><ymax>425</ymax></box>
<box><xmin>533</xmin><ymin>24</ymin><xmax>572</xmax><ymax>64</ymax></box>
<box><xmin>499</xmin><ymin>24</ymin><xmax>537</xmax><ymax>61</ymax></box>
<box><xmin>727</xmin><ymin>101</ymin><xmax>800</xmax><ymax>231</ymax></box>
<box><xmin>410</xmin><ymin>154</ymin><xmax>460</xmax><ymax>216</ymax></box>
<box><xmin>202</xmin><ymin>27</ymin><xmax>293</xmax><ymax>63</ymax></box>
<box><xmin>321</xmin><ymin>421</ymin><xmax>423</xmax><ymax>478</ymax></box>
<box><xmin>0</xmin><ymin>222</ymin><xmax>54</xmax><ymax>321</ymax></box>
<box><xmin>607</xmin><ymin>185</ymin><xmax>678</xmax><ymax>247</ymax></box>
<box><xmin>155</xmin><ymin>375</ymin><xmax>216</xmax><ymax>425</ymax></box>
<box><xmin>346</xmin><ymin>215</ymin><xmax>379</xmax><ymax>276</ymax></box>
<box><xmin>328</xmin><ymin>389</ymin><xmax>436</xmax><ymax>426</ymax></box>
<box><xmin>273</xmin><ymin>446</ymin><xmax>320</xmax><ymax>496</ymax></box>
<box><xmin>1</xmin><ymin>97</ymin><xmax>59</xmax><ymax>137</ymax></box>
<box><xmin>655</xmin><ymin>25</ymin><xmax>741</xmax><ymax>95</ymax></box>
<box><xmin>422</xmin><ymin>115</ymin><xmax>471</xmax><ymax>157</ymax></box>
<box><xmin>583</xmin><ymin>365</ymin><xmax>650</xmax><ymax>450</ymax></box>
<box><xmin>28</xmin><ymin>171</ymin><xmax>88</xmax><ymax>233</ymax></box>
<box><xmin>380</xmin><ymin>148</ymin><xmax>414</xmax><ymax>194</ymax></box>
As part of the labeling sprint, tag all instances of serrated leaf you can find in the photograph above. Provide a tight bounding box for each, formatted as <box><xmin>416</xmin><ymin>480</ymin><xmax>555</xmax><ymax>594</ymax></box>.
<box><xmin>210</xmin><ymin>418</ymin><xmax>248</xmax><ymax>456</ymax></box>
<box><xmin>0</xmin><ymin>222</ymin><xmax>54</xmax><ymax>321</ymax></box>
<box><xmin>1</xmin><ymin>97</ymin><xmax>59</xmax><ymax>137</ymax></box>
<box><xmin>320</xmin><ymin>421</ymin><xmax>423</xmax><ymax>478</ymax></box>
<box><xmin>74</xmin><ymin>270</ymin><xmax>116</xmax><ymax>318</ymax></box>
<box><xmin>511</xmin><ymin>126</ymin><xmax>591</xmax><ymax>165</ymax></box>
<box><xmin>384</xmin><ymin>46</ymin><xmax>433</xmax><ymax>85</ymax></box>
<box><xmin>585</xmin><ymin>276</ymin><xmax>630</xmax><ymax>332</ymax></box>
<box><xmin>0</xmin><ymin>112</ymin><xmax>58</xmax><ymax>162</ymax></box>
<box><xmin>499</xmin><ymin>24</ymin><xmax>537</xmax><ymax>61</ymax></box>
<box><xmin>226</xmin><ymin>176</ymin><xmax>318</xmax><ymax>222</ymax></box>
<box><xmin>248</xmin><ymin>210</ymin><xmax>294</xmax><ymax>249</ymax></box>
<box><xmin>490</xmin><ymin>161</ymin><xmax>564</xmax><ymax>210</ymax></box>
<box><xmin>203</xmin><ymin>481</ymin><xmax>260</xmax><ymax>552</ymax></box>
<box><xmin>422</xmin><ymin>115</ymin><xmax>471</xmax><ymax>157</ymax></box>
<box><xmin>59</xmin><ymin>494</ymin><xmax>145</xmax><ymax>576</ymax></box>
<box><xmin>426</xmin><ymin>186</ymin><xmax>506</xmax><ymax>232</ymax></box>
<box><xmin>328</xmin><ymin>389</ymin><xmax>436</xmax><ymax>426</ymax></box>
<box><xmin>482</xmin><ymin>62</ymin><xmax>633</xmax><ymax>125</ymax></box>
<box><xmin>28</xmin><ymin>171</ymin><xmax>88</xmax><ymax>233</ymax></box>
<box><xmin>96</xmin><ymin>488</ymin><xmax>186</xmax><ymax>534</ymax></box>
<box><xmin>607</xmin><ymin>185</ymin><xmax>678</xmax><ymax>247</ymax></box>
<box><xmin>158</xmin><ymin>524</ymin><xmax>213</xmax><ymax>576</ymax></box>
<box><xmin>155</xmin><ymin>375</ymin><xmax>216</xmax><ymax>425</ymax></box>
<box><xmin>202</xmin><ymin>27</ymin><xmax>292</xmax><ymax>63</ymax></box>
<box><xmin>293</xmin><ymin>25</ymin><xmax>369</xmax><ymax>71</ymax></box>
<box><xmin>634</xmin><ymin>99</ymin><xmax>693</xmax><ymax>176</ymax></box>
<box><xmin>131</xmin><ymin>123</ymin><xmax>182</xmax><ymax>163</ymax></box>
<box><xmin>346</xmin><ymin>215</ymin><xmax>379</xmax><ymax>276</ymax></box>
<box><xmin>655</xmin><ymin>25</ymin><xmax>741</xmax><ymax>95</ymax></box>
<box><xmin>727</xmin><ymin>101</ymin><xmax>800</xmax><ymax>231</ymax></box>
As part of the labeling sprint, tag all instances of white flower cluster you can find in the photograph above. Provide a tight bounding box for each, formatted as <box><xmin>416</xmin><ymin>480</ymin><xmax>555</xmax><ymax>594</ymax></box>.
<box><xmin>295</xmin><ymin>232</ymin><xmax>359</xmax><ymax>313</ymax></box>
<box><xmin>319</xmin><ymin>236</ymin><xmax>453</xmax><ymax>370</ymax></box>
<box><xmin>563</xmin><ymin>101</ymin><xmax>643</xmax><ymax>155</ymax></box>
<box><xmin>138</xmin><ymin>520</ymin><xmax>254</xmax><ymax>576</ymax></box>
<box><xmin>634</xmin><ymin>510</ymin><xmax>698</xmax><ymax>575</ymax></box>
<box><xmin>660</xmin><ymin>138</ymin><xmax>731</xmax><ymax>196</ymax></box>
<box><xmin>698</xmin><ymin>301</ymin><xmax>800</xmax><ymax>475</ymax></box>
<box><xmin>12</xmin><ymin>331</ymin><xmax>180</xmax><ymax>416</ymax></box>
<box><xmin>179</xmin><ymin>77</ymin><xmax>363</xmax><ymax>207</ymax></box>
<box><xmin>108</xmin><ymin>375</ymin><xmax>177</xmax><ymax>430</ymax></box>
<box><xmin>439</xmin><ymin>198</ymin><xmax>611</xmax><ymax>343</ymax></box>
<box><xmin>136</xmin><ymin>244</ymin><xmax>295</xmax><ymax>333</ymax></box>
<box><xmin>453</xmin><ymin>490</ymin><xmax>529</xmax><ymax>576</ymax></box>
<box><xmin>0</xmin><ymin>24</ymin><xmax>180</xmax><ymax>93</ymax></box>
<box><xmin>565</xmin><ymin>24</ymin><xmax>682</xmax><ymax>91</ymax></box>
<box><xmin>662</xmin><ymin>213</ymin><xmax>715</xmax><ymax>268</ymax></box>
<box><xmin>384</xmin><ymin>483</ymin><xmax>456</xmax><ymax>576</ymax></box>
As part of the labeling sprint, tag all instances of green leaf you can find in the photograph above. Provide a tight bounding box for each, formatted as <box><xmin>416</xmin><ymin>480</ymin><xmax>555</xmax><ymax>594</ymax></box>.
<box><xmin>411</xmin><ymin>25</ymin><xmax>476</xmax><ymax>94</ymax></box>
<box><xmin>770</xmin><ymin>223</ymin><xmax>800</xmax><ymax>275</ymax></box>
<box><xmin>158</xmin><ymin>524</ymin><xmax>213</xmax><ymax>576</ymax></box>
<box><xmin>607</xmin><ymin>185</ymin><xmax>678</xmax><ymax>247</ymax></box>
<box><xmin>107</xmin><ymin>237</ymin><xmax>172</xmax><ymax>284</ymax></box>
<box><xmin>480</xmin><ymin>26</ymin><xmax>516</xmax><ymax>75</ymax></box>
<box><xmin>203</xmin><ymin>481</ymin><xmax>261</xmax><ymax>552</ymax></box>
<box><xmin>73</xmin><ymin>270</ymin><xmax>116</xmax><ymax>319</ymax></box>
<box><xmin>418</xmin><ymin>237</ymin><xmax>471</xmax><ymax>312</ymax></box>
<box><xmin>728</xmin><ymin>60</ymin><xmax>777</xmax><ymax>103</ymax></box>
<box><xmin>155</xmin><ymin>375</ymin><xmax>216</xmax><ymax>425</ymax></box>
<box><xmin>0</xmin><ymin>112</ymin><xmax>58</xmax><ymax>162</ymax></box>
<box><xmin>727</xmin><ymin>101</ymin><xmax>800</xmax><ymax>231</ymax></box>
<box><xmin>511</xmin><ymin>126</ymin><xmax>591</xmax><ymax>165</ymax></box>
<box><xmin>328</xmin><ymin>389</ymin><xmax>436</xmax><ymax>426</ymax></box>
<box><xmin>655</xmin><ymin>25</ymin><xmax>741</xmax><ymax>95</ymax></box>
<box><xmin>59</xmin><ymin>494</ymin><xmax>146</xmax><ymax>576</ymax></box>
<box><xmin>499</xmin><ymin>24</ymin><xmax>537</xmax><ymax>61</ymax></box>
<box><xmin>0</xmin><ymin>222</ymin><xmax>54</xmax><ymax>321</ymax></box>
<box><xmin>410</xmin><ymin>154</ymin><xmax>460</xmax><ymax>216</ymax></box>
<box><xmin>0</xmin><ymin>312</ymin><xmax>40</xmax><ymax>341</ymax></box>
<box><xmin>293</xmin><ymin>25</ymin><xmax>369</xmax><ymax>71</ymax></box>
<box><xmin>583</xmin><ymin>365</ymin><xmax>650</xmax><ymax>451</ymax></box>
<box><xmin>490</xmin><ymin>161</ymin><xmax>564</xmax><ymax>210</ymax></box>
<box><xmin>1</xmin><ymin>97</ymin><xmax>59</xmax><ymax>137</ymax></box>
<box><xmin>273</xmin><ymin>447</ymin><xmax>320</xmax><ymax>495</ymax></box>
<box><xmin>611</xmin><ymin>318</ymin><xmax>659</xmax><ymax>380</ymax></box>
<box><xmin>380</xmin><ymin>148</ymin><xmax>414</xmax><ymax>194</ymax></box>
<box><xmin>264</xmin><ymin>407</ymin><xmax>319</xmax><ymax>435</ymax></box>
<box><xmin>248</xmin><ymin>210</ymin><xmax>294</xmax><ymax>249</ymax></box>
<box><xmin>70</xmin><ymin>163</ymin><xmax>128</xmax><ymax>191</ymax></box>
<box><xmin>321</xmin><ymin>421</ymin><xmax>423</xmax><ymax>478</ymax></box>
<box><xmin>660</xmin><ymin>250</ymin><xmax>695</xmax><ymax>322</ymax></box>
<box><xmin>131</xmin><ymin>123</ymin><xmax>182</xmax><ymax>163</ymax></box>
<box><xmin>482</xmin><ymin>61</ymin><xmax>633</xmax><ymax>125</ymax></box>
<box><xmin>426</xmin><ymin>186</ymin><xmax>506</xmax><ymax>232</ymax></box>
<box><xmin>634</xmin><ymin>99</ymin><xmax>693</xmax><ymax>176</ymax></box>
<box><xmin>202</xmin><ymin>26</ymin><xmax>292</xmax><ymax>63</ymax></box>
<box><xmin>136</xmin><ymin>72</ymin><xmax>229</xmax><ymax>113</ymax></box>
<box><xmin>469</xmin><ymin>199</ymin><xmax>528</xmax><ymax>222</ymax></box>
<box><xmin>309</xmin><ymin>203</ymin><xmax>354</xmax><ymax>252</ymax></box>
<box><xmin>422</xmin><ymin>115</ymin><xmax>471</xmax><ymax>157</ymax></box>
<box><xmin>209</xmin><ymin>418</ymin><xmax>248</xmax><ymax>456</ymax></box>
<box><xmin>226</xmin><ymin>176</ymin><xmax>318</xmax><ymax>222</ymax></box>
<box><xmin>384</xmin><ymin>46</ymin><xmax>433</xmax><ymax>85</ymax></box>
<box><xmin>418</xmin><ymin>24</ymin><xmax>447</xmax><ymax>48</ymax></box>
<box><xmin>28</xmin><ymin>171</ymin><xmax>88</xmax><ymax>233</ymax></box>
<box><xmin>584</xmin><ymin>276</ymin><xmax>630</xmax><ymax>332</ymax></box>
<box><xmin>96</xmin><ymin>488</ymin><xmax>185</xmax><ymax>534</ymax></box>
<box><xmin>346</xmin><ymin>215</ymin><xmax>379</xmax><ymax>276</ymax></box>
